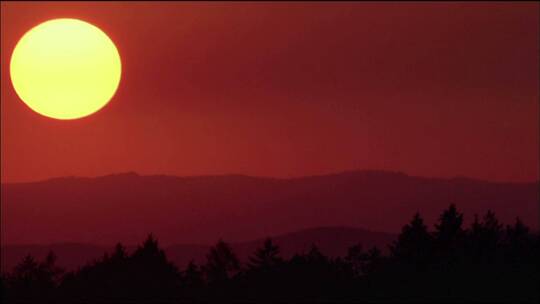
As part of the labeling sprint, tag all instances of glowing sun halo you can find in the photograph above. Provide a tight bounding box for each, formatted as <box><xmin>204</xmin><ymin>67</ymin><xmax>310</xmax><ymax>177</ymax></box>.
<box><xmin>10</xmin><ymin>18</ymin><xmax>122</xmax><ymax>120</ymax></box>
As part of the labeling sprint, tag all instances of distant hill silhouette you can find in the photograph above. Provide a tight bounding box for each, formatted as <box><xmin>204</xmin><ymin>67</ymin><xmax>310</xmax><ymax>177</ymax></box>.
<box><xmin>1</xmin><ymin>243</ymin><xmax>110</xmax><ymax>274</ymax></box>
<box><xmin>1</xmin><ymin>170</ymin><xmax>537</xmax><ymax>247</ymax></box>
<box><xmin>168</xmin><ymin>226</ymin><xmax>395</xmax><ymax>268</ymax></box>
<box><xmin>2</xmin><ymin>226</ymin><xmax>395</xmax><ymax>273</ymax></box>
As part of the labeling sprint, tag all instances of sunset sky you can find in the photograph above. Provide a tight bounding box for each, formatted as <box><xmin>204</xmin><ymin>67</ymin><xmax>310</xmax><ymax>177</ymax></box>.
<box><xmin>1</xmin><ymin>2</ymin><xmax>538</xmax><ymax>183</ymax></box>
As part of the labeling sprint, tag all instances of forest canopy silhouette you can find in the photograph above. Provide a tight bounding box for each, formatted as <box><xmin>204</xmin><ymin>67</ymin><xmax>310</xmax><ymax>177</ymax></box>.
<box><xmin>1</xmin><ymin>204</ymin><xmax>538</xmax><ymax>303</ymax></box>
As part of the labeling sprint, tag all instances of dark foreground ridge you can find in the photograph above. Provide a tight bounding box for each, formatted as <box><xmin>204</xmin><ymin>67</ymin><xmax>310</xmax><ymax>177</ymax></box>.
<box><xmin>1</xmin><ymin>204</ymin><xmax>538</xmax><ymax>303</ymax></box>
<box><xmin>1</xmin><ymin>226</ymin><xmax>396</xmax><ymax>272</ymax></box>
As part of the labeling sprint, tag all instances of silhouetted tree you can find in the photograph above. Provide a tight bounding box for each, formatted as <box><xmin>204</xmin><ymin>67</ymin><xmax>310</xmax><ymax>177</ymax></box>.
<box><xmin>481</xmin><ymin>210</ymin><xmax>503</xmax><ymax>247</ymax></box>
<box><xmin>433</xmin><ymin>204</ymin><xmax>465</xmax><ymax>261</ymax></box>
<box><xmin>182</xmin><ymin>261</ymin><xmax>204</xmax><ymax>288</ymax></box>
<box><xmin>59</xmin><ymin>235</ymin><xmax>180</xmax><ymax>302</ymax></box>
<box><xmin>129</xmin><ymin>234</ymin><xmax>180</xmax><ymax>300</ymax></box>
<box><xmin>391</xmin><ymin>212</ymin><xmax>432</xmax><ymax>266</ymax></box>
<box><xmin>435</xmin><ymin>204</ymin><xmax>464</xmax><ymax>240</ymax></box>
<box><xmin>248</xmin><ymin>238</ymin><xmax>283</xmax><ymax>271</ymax></box>
<box><xmin>203</xmin><ymin>239</ymin><xmax>240</xmax><ymax>284</ymax></box>
<box><xmin>363</xmin><ymin>246</ymin><xmax>384</xmax><ymax>276</ymax></box>
<box><xmin>504</xmin><ymin>217</ymin><xmax>532</xmax><ymax>263</ymax></box>
<box><xmin>5</xmin><ymin>252</ymin><xmax>64</xmax><ymax>302</ymax></box>
<box><xmin>4</xmin><ymin>205</ymin><xmax>538</xmax><ymax>303</ymax></box>
<box><xmin>467</xmin><ymin>210</ymin><xmax>503</xmax><ymax>263</ymax></box>
<box><xmin>345</xmin><ymin>243</ymin><xmax>367</xmax><ymax>276</ymax></box>
<box><xmin>110</xmin><ymin>242</ymin><xmax>128</xmax><ymax>261</ymax></box>
<box><xmin>177</xmin><ymin>260</ymin><xmax>205</xmax><ymax>301</ymax></box>
<box><xmin>304</xmin><ymin>244</ymin><xmax>327</xmax><ymax>264</ymax></box>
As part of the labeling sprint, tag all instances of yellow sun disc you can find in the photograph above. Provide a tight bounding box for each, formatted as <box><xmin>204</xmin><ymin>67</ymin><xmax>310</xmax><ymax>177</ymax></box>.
<box><xmin>10</xmin><ymin>18</ymin><xmax>122</xmax><ymax>120</ymax></box>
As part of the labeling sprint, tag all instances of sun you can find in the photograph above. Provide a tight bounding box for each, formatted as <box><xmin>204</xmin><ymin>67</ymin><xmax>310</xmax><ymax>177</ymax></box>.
<box><xmin>10</xmin><ymin>18</ymin><xmax>122</xmax><ymax>120</ymax></box>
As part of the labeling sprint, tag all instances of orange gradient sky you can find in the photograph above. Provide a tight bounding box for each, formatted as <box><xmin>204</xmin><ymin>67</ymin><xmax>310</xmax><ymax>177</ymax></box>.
<box><xmin>1</xmin><ymin>2</ymin><xmax>538</xmax><ymax>183</ymax></box>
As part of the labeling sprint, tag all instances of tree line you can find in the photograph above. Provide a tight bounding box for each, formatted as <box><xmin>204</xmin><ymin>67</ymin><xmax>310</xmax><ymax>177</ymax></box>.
<box><xmin>1</xmin><ymin>204</ymin><xmax>538</xmax><ymax>303</ymax></box>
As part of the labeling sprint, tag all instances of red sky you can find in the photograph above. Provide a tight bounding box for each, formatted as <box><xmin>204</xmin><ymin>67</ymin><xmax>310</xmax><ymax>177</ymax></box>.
<box><xmin>1</xmin><ymin>2</ymin><xmax>538</xmax><ymax>183</ymax></box>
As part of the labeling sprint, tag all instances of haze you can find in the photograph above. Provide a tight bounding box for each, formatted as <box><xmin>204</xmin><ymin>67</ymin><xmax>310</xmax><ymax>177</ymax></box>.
<box><xmin>1</xmin><ymin>2</ymin><xmax>538</xmax><ymax>183</ymax></box>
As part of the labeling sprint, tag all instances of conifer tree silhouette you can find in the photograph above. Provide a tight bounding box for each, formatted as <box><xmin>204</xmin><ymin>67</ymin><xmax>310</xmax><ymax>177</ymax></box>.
<box><xmin>435</xmin><ymin>204</ymin><xmax>464</xmax><ymax>241</ymax></box>
<box><xmin>6</xmin><ymin>252</ymin><xmax>64</xmax><ymax>302</ymax></box>
<box><xmin>305</xmin><ymin>244</ymin><xmax>327</xmax><ymax>264</ymax></box>
<box><xmin>345</xmin><ymin>242</ymin><xmax>367</xmax><ymax>276</ymax></box>
<box><xmin>129</xmin><ymin>234</ymin><xmax>180</xmax><ymax>300</ymax></box>
<box><xmin>390</xmin><ymin>212</ymin><xmax>432</xmax><ymax>265</ymax></box>
<box><xmin>434</xmin><ymin>204</ymin><xmax>465</xmax><ymax>262</ymax></box>
<box><xmin>468</xmin><ymin>213</ymin><xmax>485</xmax><ymax>261</ymax></box>
<box><xmin>110</xmin><ymin>242</ymin><xmax>128</xmax><ymax>261</ymax></box>
<box><xmin>505</xmin><ymin>217</ymin><xmax>532</xmax><ymax>263</ymax></box>
<box><xmin>248</xmin><ymin>238</ymin><xmax>283</xmax><ymax>271</ymax></box>
<box><xmin>203</xmin><ymin>239</ymin><xmax>240</xmax><ymax>284</ymax></box>
<box><xmin>363</xmin><ymin>246</ymin><xmax>384</xmax><ymax>276</ymax></box>
<box><xmin>12</xmin><ymin>255</ymin><xmax>40</xmax><ymax>285</ymax></box>
<box><xmin>182</xmin><ymin>260</ymin><xmax>204</xmax><ymax>288</ymax></box>
<box><xmin>3</xmin><ymin>205</ymin><xmax>538</xmax><ymax>303</ymax></box>
<box><xmin>465</xmin><ymin>210</ymin><xmax>503</xmax><ymax>265</ymax></box>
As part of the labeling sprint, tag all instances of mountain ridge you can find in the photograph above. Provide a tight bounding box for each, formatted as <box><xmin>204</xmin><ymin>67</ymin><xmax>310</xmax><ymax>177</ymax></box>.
<box><xmin>2</xmin><ymin>169</ymin><xmax>537</xmax><ymax>186</ymax></box>
<box><xmin>2</xmin><ymin>170</ymin><xmax>537</xmax><ymax>246</ymax></box>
